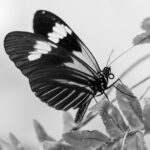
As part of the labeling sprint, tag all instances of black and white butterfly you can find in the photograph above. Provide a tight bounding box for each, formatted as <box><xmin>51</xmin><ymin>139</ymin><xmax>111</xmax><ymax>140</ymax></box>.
<box><xmin>4</xmin><ymin>10</ymin><xmax>116</xmax><ymax>123</ymax></box>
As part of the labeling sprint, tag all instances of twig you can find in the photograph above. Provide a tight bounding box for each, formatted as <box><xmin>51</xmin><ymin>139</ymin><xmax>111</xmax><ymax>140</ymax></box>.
<box><xmin>121</xmin><ymin>130</ymin><xmax>129</xmax><ymax>150</ymax></box>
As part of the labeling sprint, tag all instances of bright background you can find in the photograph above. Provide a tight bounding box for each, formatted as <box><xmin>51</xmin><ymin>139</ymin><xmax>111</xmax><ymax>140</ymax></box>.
<box><xmin>1</xmin><ymin>0</ymin><xmax>150</xmax><ymax>149</ymax></box>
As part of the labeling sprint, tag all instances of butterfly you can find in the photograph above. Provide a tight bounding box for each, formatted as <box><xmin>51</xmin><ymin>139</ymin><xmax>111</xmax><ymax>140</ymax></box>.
<box><xmin>4</xmin><ymin>10</ymin><xmax>116</xmax><ymax>123</ymax></box>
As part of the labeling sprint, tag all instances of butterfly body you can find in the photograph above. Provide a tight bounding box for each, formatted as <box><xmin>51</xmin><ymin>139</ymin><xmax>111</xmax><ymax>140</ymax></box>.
<box><xmin>4</xmin><ymin>10</ymin><xmax>115</xmax><ymax>123</ymax></box>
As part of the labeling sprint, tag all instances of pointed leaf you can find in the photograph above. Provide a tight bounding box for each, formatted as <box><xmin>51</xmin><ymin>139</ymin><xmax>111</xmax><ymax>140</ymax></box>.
<box><xmin>126</xmin><ymin>132</ymin><xmax>148</xmax><ymax>150</ymax></box>
<box><xmin>63</xmin><ymin>112</ymin><xmax>76</xmax><ymax>132</ymax></box>
<box><xmin>33</xmin><ymin>120</ymin><xmax>56</xmax><ymax>142</ymax></box>
<box><xmin>116</xmin><ymin>84</ymin><xmax>144</xmax><ymax>129</ymax></box>
<box><xmin>63</xmin><ymin>130</ymin><xmax>109</xmax><ymax>150</ymax></box>
<box><xmin>141</xmin><ymin>18</ymin><xmax>150</xmax><ymax>31</ymax></box>
<box><xmin>133</xmin><ymin>17</ymin><xmax>150</xmax><ymax>45</ymax></box>
<box><xmin>0</xmin><ymin>145</ymin><xmax>3</xmax><ymax>150</ymax></box>
<box><xmin>9</xmin><ymin>133</ymin><xmax>24</xmax><ymax>150</ymax></box>
<box><xmin>0</xmin><ymin>139</ymin><xmax>13</xmax><ymax>150</ymax></box>
<box><xmin>42</xmin><ymin>141</ymin><xmax>76</xmax><ymax>150</ymax></box>
<box><xmin>95</xmin><ymin>99</ymin><xmax>128</xmax><ymax>138</ymax></box>
<box><xmin>142</xmin><ymin>99</ymin><xmax>150</xmax><ymax>134</ymax></box>
<box><xmin>133</xmin><ymin>32</ymin><xmax>150</xmax><ymax>45</ymax></box>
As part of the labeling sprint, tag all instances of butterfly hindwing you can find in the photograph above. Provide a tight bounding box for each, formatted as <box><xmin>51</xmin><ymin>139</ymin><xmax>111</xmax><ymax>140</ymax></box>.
<box><xmin>4</xmin><ymin>31</ymin><xmax>95</xmax><ymax>115</ymax></box>
<box><xmin>33</xmin><ymin>10</ymin><xmax>101</xmax><ymax>73</ymax></box>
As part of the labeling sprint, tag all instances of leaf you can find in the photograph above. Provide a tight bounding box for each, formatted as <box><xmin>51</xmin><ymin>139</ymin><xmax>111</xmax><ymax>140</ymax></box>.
<box><xmin>95</xmin><ymin>99</ymin><xmax>128</xmax><ymax>138</ymax></box>
<box><xmin>9</xmin><ymin>133</ymin><xmax>25</xmax><ymax>150</ymax></box>
<box><xmin>33</xmin><ymin>120</ymin><xmax>56</xmax><ymax>142</ymax></box>
<box><xmin>116</xmin><ymin>83</ymin><xmax>144</xmax><ymax>129</ymax></box>
<box><xmin>0</xmin><ymin>139</ymin><xmax>13</xmax><ymax>150</ymax></box>
<box><xmin>133</xmin><ymin>32</ymin><xmax>150</xmax><ymax>45</ymax></box>
<box><xmin>126</xmin><ymin>132</ymin><xmax>148</xmax><ymax>150</ymax></box>
<box><xmin>42</xmin><ymin>141</ymin><xmax>76</xmax><ymax>150</ymax></box>
<box><xmin>141</xmin><ymin>18</ymin><xmax>150</xmax><ymax>31</ymax></box>
<box><xmin>133</xmin><ymin>17</ymin><xmax>150</xmax><ymax>45</ymax></box>
<box><xmin>63</xmin><ymin>112</ymin><xmax>76</xmax><ymax>132</ymax></box>
<box><xmin>63</xmin><ymin>130</ymin><xmax>109</xmax><ymax>150</ymax></box>
<box><xmin>142</xmin><ymin>99</ymin><xmax>150</xmax><ymax>134</ymax></box>
<box><xmin>0</xmin><ymin>145</ymin><xmax>3</xmax><ymax>150</ymax></box>
<box><xmin>98</xmin><ymin>132</ymin><xmax>147</xmax><ymax>150</ymax></box>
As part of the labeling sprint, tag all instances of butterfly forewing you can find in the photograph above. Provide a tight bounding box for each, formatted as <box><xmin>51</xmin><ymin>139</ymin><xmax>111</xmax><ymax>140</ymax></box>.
<box><xmin>4</xmin><ymin>31</ymin><xmax>96</xmax><ymax>113</ymax></box>
<box><xmin>33</xmin><ymin>10</ymin><xmax>101</xmax><ymax>74</ymax></box>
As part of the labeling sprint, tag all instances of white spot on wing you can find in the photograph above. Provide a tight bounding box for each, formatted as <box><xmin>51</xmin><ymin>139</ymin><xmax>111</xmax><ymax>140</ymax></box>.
<box><xmin>64</xmin><ymin>26</ymin><xmax>72</xmax><ymax>34</ymax></box>
<box><xmin>53</xmin><ymin>23</ymin><xmax>67</xmax><ymax>37</ymax></box>
<box><xmin>34</xmin><ymin>41</ymin><xmax>52</xmax><ymax>52</ymax></box>
<box><xmin>48</xmin><ymin>23</ymin><xmax>72</xmax><ymax>43</ymax></box>
<box><xmin>48</xmin><ymin>32</ymin><xmax>63</xmax><ymax>39</ymax></box>
<box><xmin>27</xmin><ymin>40</ymin><xmax>57</xmax><ymax>61</ymax></box>
<box><xmin>28</xmin><ymin>54</ymin><xmax>41</xmax><ymax>61</ymax></box>
<box><xmin>48</xmin><ymin>36</ymin><xmax>59</xmax><ymax>43</ymax></box>
<box><xmin>42</xmin><ymin>11</ymin><xmax>46</xmax><ymax>14</ymax></box>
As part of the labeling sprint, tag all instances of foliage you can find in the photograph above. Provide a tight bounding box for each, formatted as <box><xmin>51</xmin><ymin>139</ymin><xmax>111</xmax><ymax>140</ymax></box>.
<box><xmin>133</xmin><ymin>17</ymin><xmax>150</xmax><ymax>45</ymax></box>
<box><xmin>1</xmin><ymin>83</ymin><xmax>150</xmax><ymax>150</ymax></box>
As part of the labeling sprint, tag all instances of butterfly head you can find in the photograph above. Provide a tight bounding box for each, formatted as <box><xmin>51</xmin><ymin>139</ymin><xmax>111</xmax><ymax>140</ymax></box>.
<box><xmin>95</xmin><ymin>67</ymin><xmax>115</xmax><ymax>93</ymax></box>
<box><xmin>102</xmin><ymin>67</ymin><xmax>114</xmax><ymax>80</ymax></box>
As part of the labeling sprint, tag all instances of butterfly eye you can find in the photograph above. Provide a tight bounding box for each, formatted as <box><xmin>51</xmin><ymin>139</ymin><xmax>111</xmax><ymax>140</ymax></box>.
<box><xmin>109</xmin><ymin>73</ymin><xmax>114</xmax><ymax>79</ymax></box>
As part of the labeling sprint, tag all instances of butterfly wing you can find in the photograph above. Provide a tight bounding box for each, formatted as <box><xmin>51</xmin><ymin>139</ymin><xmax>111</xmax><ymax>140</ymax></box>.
<box><xmin>4</xmin><ymin>31</ymin><xmax>98</xmax><ymax>122</ymax></box>
<box><xmin>33</xmin><ymin>10</ymin><xmax>101</xmax><ymax>74</ymax></box>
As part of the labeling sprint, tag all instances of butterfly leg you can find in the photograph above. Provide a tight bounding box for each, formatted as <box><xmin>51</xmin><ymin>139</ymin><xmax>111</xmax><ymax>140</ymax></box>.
<box><xmin>103</xmin><ymin>92</ymin><xmax>110</xmax><ymax>101</ymax></box>
<box><xmin>106</xmin><ymin>78</ymin><xmax>121</xmax><ymax>89</ymax></box>
<box><xmin>94</xmin><ymin>97</ymin><xmax>98</xmax><ymax>103</ymax></box>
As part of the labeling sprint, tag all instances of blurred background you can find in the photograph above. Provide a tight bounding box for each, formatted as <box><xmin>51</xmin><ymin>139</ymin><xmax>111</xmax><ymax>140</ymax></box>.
<box><xmin>1</xmin><ymin>0</ymin><xmax>150</xmax><ymax>148</ymax></box>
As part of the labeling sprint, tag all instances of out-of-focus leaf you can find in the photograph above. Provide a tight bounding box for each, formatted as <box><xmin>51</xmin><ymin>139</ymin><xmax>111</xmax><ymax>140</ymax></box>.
<box><xmin>142</xmin><ymin>99</ymin><xmax>150</xmax><ymax>134</ymax></box>
<box><xmin>94</xmin><ymin>99</ymin><xmax>128</xmax><ymax>138</ymax></box>
<box><xmin>133</xmin><ymin>17</ymin><xmax>150</xmax><ymax>45</ymax></box>
<box><xmin>98</xmin><ymin>132</ymin><xmax>147</xmax><ymax>150</ymax></box>
<box><xmin>63</xmin><ymin>112</ymin><xmax>76</xmax><ymax>132</ymax></box>
<box><xmin>96</xmin><ymin>138</ymin><xmax>124</xmax><ymax>150</ymax></box>
<box><xmin>0</xmin><ymin>139</ymin><xmax>12</xmax><ymax>150</ymax></box>
<box><xmin>141</xmin><ymin>18</ymin><xmax>150</xmax><ymax>31</ymax></box>
<box><xmin>133</xmin><ymin>32</ymin><xmax>150</xmax><ymax>45</ymax></box>
<box><xmin>126</xmin><ymin>132</ymin><xmax>148</xmax><ymax>150</ymax></box>
<box><xmin>33</xmin><ymin>120</ymin><xmax>56</xmax><ymax>142</ymax></box>
<box><xmin>42</xmin><ymin>141</ymin><xmax>77</xmax><ymax>150</ymax></box>
<box><xmin>9</xmin><ymin>133</ymin><xmax>24</xmax><ymax>150</ymax></box>
<box><xmin>0</xmin><ymin>145</ymin><xmax>3</xmax><ymax>150</ymax></box>
<box><xmin>63</xmin><ymin>130</ymin><xmax>109</xmax><ymax>150</ymax></box>
<box><xmin>116</xmin><ymin>84</ymin><xmax>144</xmax><ymax>129</ymax></box>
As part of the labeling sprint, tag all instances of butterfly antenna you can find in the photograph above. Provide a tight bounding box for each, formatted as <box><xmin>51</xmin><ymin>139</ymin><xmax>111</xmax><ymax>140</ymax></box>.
<box><xmin>106</xmin><ymin>49</ymin><xmax>114</xmax><ymax>66</ymax></box>
<box><xmin>108</xmin><ymin>45</ymin><xmax>135</xmax><ymax>66</ymax></box>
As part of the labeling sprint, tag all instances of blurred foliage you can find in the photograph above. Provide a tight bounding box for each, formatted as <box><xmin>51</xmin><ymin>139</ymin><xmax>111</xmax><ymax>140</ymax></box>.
<box><xmin>1</xmin><ymin>83</ymin><xmax>150</xmax><ymax>150</ymax></box>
